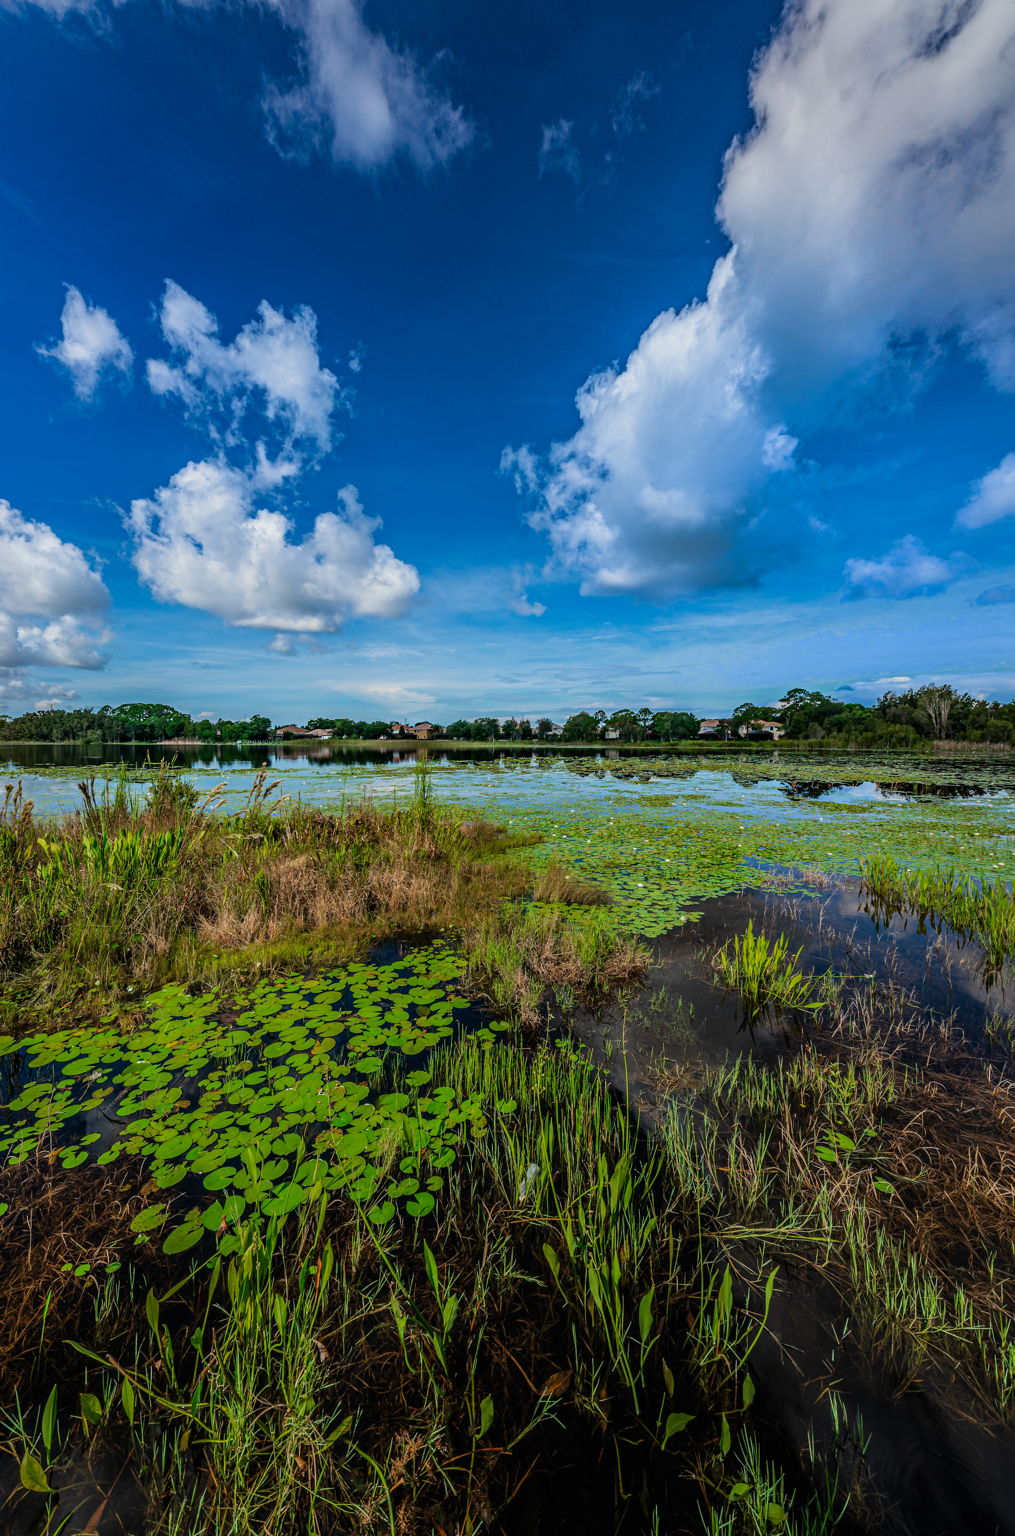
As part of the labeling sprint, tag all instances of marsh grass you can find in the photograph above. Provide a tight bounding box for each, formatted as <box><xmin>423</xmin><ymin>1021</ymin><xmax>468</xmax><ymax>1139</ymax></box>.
<box><xmin>710</xmin><ymin>921</ymin><xmax>820</xmax><ymax>1022</ymax></box>
<box><xmin>467</xmin><ymin>903</ymin><xmax>648</xmax><ymax>1025</ymax></box>
<box><xmin>859</xmin><ymin>854</ymin><xmax>1015</xmax><ymax>974</ymax></box>
<box><xmin>660</xmin><ymin>1023</ymin><xmax>1015</xmax><ymax>1421</ymax></box>
<box><xmin>0</xmin><ymin>1038</ymin><xmax>836</xmax><ymax>1536</ymax></box>
<box><xmin>0</xmin><ymin>768</ymin><xmax>631</xmax><ymax>1034</ymax></box>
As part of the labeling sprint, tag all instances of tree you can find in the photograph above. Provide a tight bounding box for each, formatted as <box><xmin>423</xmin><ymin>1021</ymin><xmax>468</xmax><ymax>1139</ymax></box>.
<box><xmin>518</xmin><ymin>718</ymin><xmax>533</xmax><ymax>741</ymax></box>
<box><xmin>445</xmin><ymin>720</ymin><xmax>474</xmax><ymax>740</ymax></box>
<box><xmin>560</xmin><ymin>711</ymin><xmax>599</xmax><ymax>742</ymax></box>
<box><xmin>912</xmin><ymin>683</ymin><xmax>967</xmax><ymax>740</ymax></box>
<box><xmin>110</xmin><ymin>703</ymin><xmax>195</xmax><ymax>741</ymax></box>
<box><xmin>606</xmin><ymin>709</ymin><xmax>638</xmax><ymax>741</ymax></box>
<box><xmin>536</xmin><ymin>718</ymin><xmax>556</xmax><ymax>741</ymax></box>
<box><xmin>636</xmin><ymin>707</ymin><xmax>653</xmax><ymax>739</ymax></box>
<box><xmin>652</xmin><ymin>711</ymin><xmax>698</xmax><ymax>740</ymax></box>
<box><xmin>472</xmin><ymin>717</ymin><xmax>501</xmax><ymax>741</ymax></box>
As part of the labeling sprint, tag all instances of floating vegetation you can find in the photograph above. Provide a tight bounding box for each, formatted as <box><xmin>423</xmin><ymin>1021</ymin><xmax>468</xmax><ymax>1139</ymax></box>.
<box><xmin>0</xmin><ymin>1036</ymin><xmax>843</xmax><ymax>1536</ymax></box>
<box><xmin>0</xmin><ymin>945</ymin><xmax>510</xmax><ymax>1243</ymax></box>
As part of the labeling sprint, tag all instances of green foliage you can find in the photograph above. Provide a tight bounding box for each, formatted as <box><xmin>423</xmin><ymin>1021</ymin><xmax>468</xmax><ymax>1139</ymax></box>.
<box><xmin>0</xmin><ymin>944</ymin><xmax>506</xmax><ymax>1233</ymax></box>
<box><xmin>860</xmin><ymin>855</ymin><xmax>1015</xmax><ymax>970</ymax></box>
<box><xmin>712</xmin><ymin>922</ymin><xmax>820</xmax><ymax>1020</ymax></box>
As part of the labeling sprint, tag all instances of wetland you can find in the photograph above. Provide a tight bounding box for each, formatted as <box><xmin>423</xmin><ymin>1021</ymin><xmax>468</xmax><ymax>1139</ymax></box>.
<box><xmin>1</xmin><ymin>746</ymin><xmax>1013</xmax><ymax>1535</ymax></box>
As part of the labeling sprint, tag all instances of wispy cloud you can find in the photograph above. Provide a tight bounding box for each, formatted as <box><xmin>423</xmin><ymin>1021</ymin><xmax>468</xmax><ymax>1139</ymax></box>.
<box><xmin>956</xmin><ymin>453</ymin><xmax>1015</xmax><ymax>529</ymax></box>
<box><xmin>4</xmin><ymin>0</ymin><xmax>472</xmax><ymax>175</ymax></box>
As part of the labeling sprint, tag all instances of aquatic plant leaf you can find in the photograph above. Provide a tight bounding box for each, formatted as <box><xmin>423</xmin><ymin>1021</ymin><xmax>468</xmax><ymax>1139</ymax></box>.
<box><xmin>163</xmin><ymin>1219</ymin><xmax>204</xmax><ymax>1254</ymax></box>
<box><xmin>19</xmin><ymin>1451</ymin><xmax>52</xmax><ymax>1494</ymax></box>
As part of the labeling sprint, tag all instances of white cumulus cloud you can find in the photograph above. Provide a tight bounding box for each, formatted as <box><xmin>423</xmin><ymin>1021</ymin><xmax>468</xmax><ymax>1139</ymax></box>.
<box><xmin>37</xmin><ymin>286</ymin><xmax>132</xmax><ymax>400</ymax></box>
<box><xmin>843</xmin><ymin>535</ymin><xmax>961</xmax><ymax>599</ymax></box>
<box><xmin>127</xmin><ymin>460</ymin><xmax>419</xmax><ymax>632</ymax></box>
<box><xmin>146</xmin><ymin>281</ymin><xmax>341</xmax><ymax>455</ymax></box>
<box><xmin>519</xmin><ymin>0</ymin><xmax>1015</xmax><ymax>599</ymax></box>
<box><xmin>956</xmin><ymin>452</ymin><xmax>1015</xmax><ymax>529</ymax></box>
<box><xmin>0</xmin><ymin>499</ymin><xmax>110</xmax><ymax>670</ymax></box>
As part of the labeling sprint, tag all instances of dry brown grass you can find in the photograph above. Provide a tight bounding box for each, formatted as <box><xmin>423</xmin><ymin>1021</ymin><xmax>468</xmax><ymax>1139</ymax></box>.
<box><xmin>533</xmin><ymin>863</ymin><xmax>609</xmax><ymax>906</ymax></box>
<box><xmin>0</xmin><ymin>784</ymin><xmax>544</xmax><ymax>1030</ymax></box>
<box><xmin>870</xmin><ymin>1069</ymin><xmax>1015</xmax><ymax>1287</ymax></box>
<box><xmin>0</xmin><ymin>1155</ymin><xmax>150</xmax><ymax>1396</ymax></box>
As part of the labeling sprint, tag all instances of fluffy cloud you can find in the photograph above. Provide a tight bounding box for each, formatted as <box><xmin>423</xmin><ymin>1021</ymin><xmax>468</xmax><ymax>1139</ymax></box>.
<box><xmin>264</xmin><ymin>0</ymin><xmax>472</xmax><ymax>172</ymax></box>
<box><xmin>0</xmin><ymin>500</ymin><xmax>110</xmax><ymax>670</ymax></box>
<box><xmin>512</xmin><ymin>590</ymin><xmax>546</xmax><ymax>618</ymax></box>
<box><xmin>127</xmin><ymin>460</ymin><xmax>419</xmax><ymax>631</ymax></box>
<box><xmin>843</xmin><ymin>535</ymin><xmax>960</xmax><ymax>600</ymax></box>
<box><xmin>520</xmin><ymin>0</ymin><xmax>1015</xmax><ymax>598</ymax></box>
<box><xmin>956</xmin><ymin>453</ymin><xmax>1015</xmax><ymax>529</ymax></box>
<box><xmin>37</xmin><ymin>286</ymin><xmax>132</xmax><ymax>400</ymax></box>
<box><xmin>146</xmin><ymin>281</ymin><xmax>341</xmax><ymax>455</ymax></box>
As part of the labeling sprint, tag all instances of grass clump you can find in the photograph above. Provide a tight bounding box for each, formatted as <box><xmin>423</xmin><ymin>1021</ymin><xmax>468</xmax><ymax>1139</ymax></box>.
<box><xmin>710</xmin><ymin>921</ymin><xmax>819</xmax><ymax>1022</ymax></box>
<box><xmin>859</xmin><ymin>853</ymin><xmax>1015</xmax><ymax>973</ymax></box>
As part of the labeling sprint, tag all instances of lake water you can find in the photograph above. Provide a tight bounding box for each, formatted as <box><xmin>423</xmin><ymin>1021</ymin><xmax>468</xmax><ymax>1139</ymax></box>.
<box><xmin>6</xmin><ymin>740</ymin><xmax>1015</xmax><ymax>820</ymax></box>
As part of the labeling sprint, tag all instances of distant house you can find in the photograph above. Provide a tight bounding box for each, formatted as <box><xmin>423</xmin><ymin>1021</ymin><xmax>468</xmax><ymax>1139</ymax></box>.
<box><xmin>737</xmin><ymin>719</ymin><xmax>785</xmax><ymax>740</ymax></box>
<box><xmin>604</xmin><ymin>728</ymin><xmax>621</xmax><ymax>740</ymax></box>
<box><xmin>274</xmin><ymin>724</ymin><xmax>312</xmax><ymax>739</ymax></box>
<box><xmin>411</xmin><ymin>721</ymin><xmax>436</xmax><ymax>740</ymax></box>
<box><xmin>389</xmin><ymin>723</ymin><xmax>407</xmax><ymax>737</ymax></box>
<box><xmin>307</xmin><ymin>728</ymin><xmax>333</xmax><ymax>739</ymax></box>
<box><xmin>698</xmin><ymin>719</ymin><xmax>723</xmax><ymax>736</ymax></box>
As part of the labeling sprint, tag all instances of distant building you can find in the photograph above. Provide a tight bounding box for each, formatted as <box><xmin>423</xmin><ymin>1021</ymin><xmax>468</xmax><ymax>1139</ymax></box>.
<box><xmin>411</xmin><ymin>721</ymin><xmax>436</xmax><ymax>740</ymax></box>
<box><xmin>274</xmin><ymin>724</ymin><xmax>312</xmax><ymax>739</ymax></box>
<box><xmin>698</xmin><ymin>718</ymin><xmax>723</xmax><ymax>736</ymax></box>
<box><xmin>737</xmin><ymin>719</ymin><xmax>785</xmax><ymax>740</ymax></box>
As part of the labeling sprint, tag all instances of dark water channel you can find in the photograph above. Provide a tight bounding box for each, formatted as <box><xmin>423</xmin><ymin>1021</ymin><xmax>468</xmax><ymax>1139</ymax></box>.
<box><xmin>571</xmin><ymin>877</ymin><xmax>1015</xmax><ymax>1536</ymax></box>
<box><xmin>578</xmin><ymin>875</ymin><xmax>1011</xmax><ymax>1118</ymax></box>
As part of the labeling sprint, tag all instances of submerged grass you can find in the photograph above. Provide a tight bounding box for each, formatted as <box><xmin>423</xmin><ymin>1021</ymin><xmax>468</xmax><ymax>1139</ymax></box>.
<box><xmin>661</xmin><ymin>1011</ymin><xmax>1015</xmax><ymax>1426</ymax></box>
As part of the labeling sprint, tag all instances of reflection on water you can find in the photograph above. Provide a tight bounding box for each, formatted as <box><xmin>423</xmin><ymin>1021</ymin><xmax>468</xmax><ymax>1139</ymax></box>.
<box><xmin>578</xmin><ymin>876</ymin><xmax>1012</xmax><ymax>1118</ymax></box>
<box><xmin>6</xmin><ymin>739</ymin><xmax>1015</xmax><ymax>823</ymax></box>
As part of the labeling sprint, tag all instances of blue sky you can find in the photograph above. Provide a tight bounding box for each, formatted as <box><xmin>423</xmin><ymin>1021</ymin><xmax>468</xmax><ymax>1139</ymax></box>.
<box><xmin>1</xmin><ymin>0</ymin><xmax>1013</xmax><ymax>723</ymax></box>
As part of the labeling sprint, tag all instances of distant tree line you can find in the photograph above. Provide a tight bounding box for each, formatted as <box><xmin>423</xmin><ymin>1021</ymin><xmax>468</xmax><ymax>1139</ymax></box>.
<box><xmin>2</xmin><ymin>685</ymin><xmax>1013</xmax><ymax>746</ymax></box>
<box><xmin>0</xmin><ymin>703</ymin><xmax>271</xmax><ymax>743</ymax></box>
<box><xmin>445</xmin><ymin>711</ymin><xmax>700</xmax><ymax>742</ymax></box>
<box><xmin>719</xmin><ymin>685</ymin><xmax>1015</xmax><ymax>746</ymax></box>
